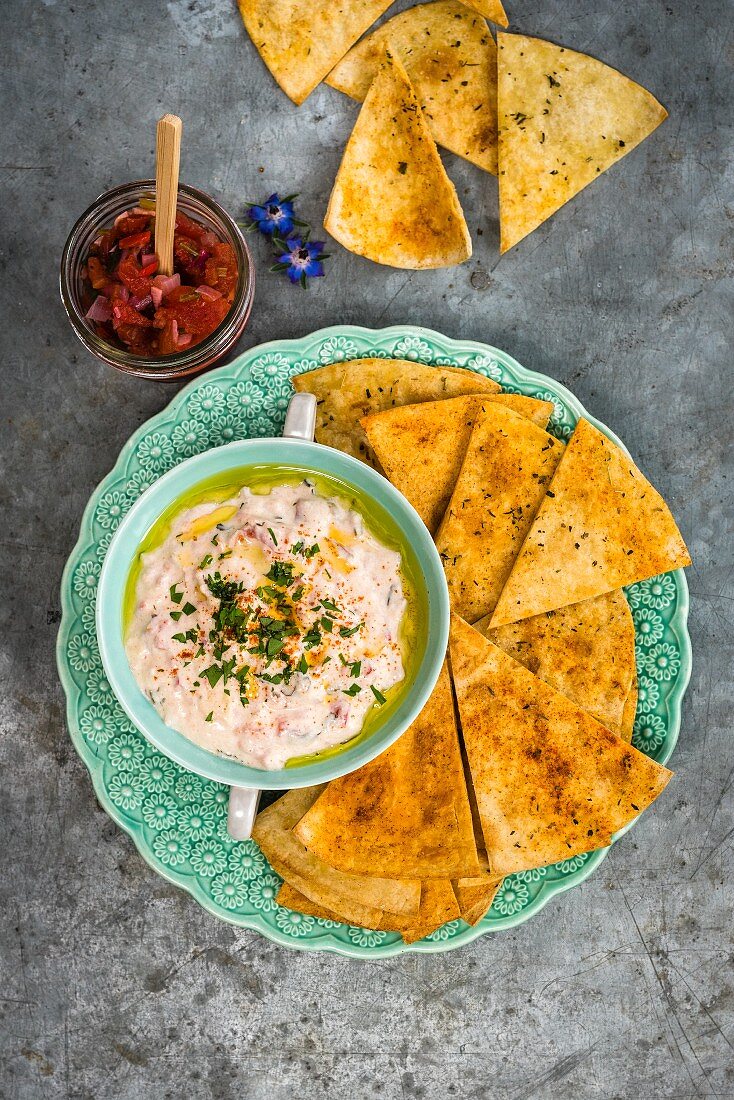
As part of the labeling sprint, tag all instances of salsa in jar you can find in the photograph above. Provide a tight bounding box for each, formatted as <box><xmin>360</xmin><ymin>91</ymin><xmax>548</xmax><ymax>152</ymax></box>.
<box><xmin>82</xmin><ymin>202</ymin><xmax>239</xmax><ymax>357</ymax></box>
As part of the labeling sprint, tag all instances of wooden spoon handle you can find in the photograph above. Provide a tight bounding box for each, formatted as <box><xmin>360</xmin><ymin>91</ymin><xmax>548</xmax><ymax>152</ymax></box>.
<box><xmin>154</xmin><ymin>114</ymin><xmax>182</xmax><ymax>277</ymax></box>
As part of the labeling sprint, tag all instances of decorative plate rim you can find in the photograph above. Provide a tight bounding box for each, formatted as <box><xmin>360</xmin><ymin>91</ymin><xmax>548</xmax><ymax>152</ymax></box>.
<box><xmin>57</xmin><ymin>323</ymin><xmax>691</xmax><ymax>957</ymax></box>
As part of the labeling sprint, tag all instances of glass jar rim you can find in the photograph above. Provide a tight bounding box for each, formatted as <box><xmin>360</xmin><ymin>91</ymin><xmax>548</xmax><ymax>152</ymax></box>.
<box><xmin>60</xmin><ymin>179</ymin><xmax>255</xmax><ymax>382</ymax></box>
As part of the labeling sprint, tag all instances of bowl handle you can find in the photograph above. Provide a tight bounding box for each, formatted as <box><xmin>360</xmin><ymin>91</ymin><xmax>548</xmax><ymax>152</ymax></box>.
<box><xmin>227</xmin><ymin>392</ymin><xmax>317</xmax><ymax>840</ymax></box>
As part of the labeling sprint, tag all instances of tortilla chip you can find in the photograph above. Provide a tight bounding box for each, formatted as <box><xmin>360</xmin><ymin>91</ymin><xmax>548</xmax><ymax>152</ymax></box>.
<box><xmin>292</xmin><ymin>359</ymin><xmax>500</xmax><ymax>466</ymax></box>
<box><xmin>452</xmin><ymin>874</ymin><xmax>502</xmax><ymax>925</ymax></box>
<box><xmin>324</xmin><ymin>50</ymin><xmax>472</xmax><ymax>269</ymax></box>
<box><xmin>497</xmin><ymin>33</ymin><xmax>668</xmax><ymax>252</ymax></box>
<box><xmin>294</xmin><ymin>663</ymin><xmax>481</xmax><ymax>879</ymax></box>
<box><xmin>400</xmin><ymin>880</ymin><xmax>461</xmax><ymax>944</ymax></box>
<box><xmin>491</xmin><ymin>418</ymin><xmax>691</xmax><ymax>626</ymax></box>
<box><xmin>474</xmin><ymin>589</ymin><xmax>636</xmax><ymax>740</ymax></box>
<box><xmin>277</xmin><ymin>879</ymin><xmax>460</xmax><ymax>943</ymax></box>
<box><xmin>435</xmin><ymin>403</ymin><xmax>564</xmax><ymax>621</ymax></box>
<box><xmin>461</xmin><ymin>0</ymin><xmax>508</xmax><ymax>26</ymax></box>
<box><xmin>252</xmin><ymin>787</ymin><xmax>421</xmax><ymax>917</ymax></box>
<box><xmin>362</xmin><ymin>393</ymin><xmax>554</xmax><ymax>532</ymax></box>
<box><xmin>490</xmin><ymin>394</ymin><xmax>554</xmax><ymax>429</ymax></box>
<box><xmin>449</xmin><ymin>614</ymin><xmax>673</xmax><ymax>874</ymax></box>
<box><xmin>327</xmin><ymin>1</ymin><xmax>499</xmax><ymax>174</ymax></box>
<box><xmin>237</xmin><ymin>0</ymin><xmax>392</xmax><ymax>106</ymax></box>
<box><xmin>622</xmin><ymin>668</ymin><xmax>638</xmax><ymax>739</ymax></box>
<box><xmin>275</xmin><ymin>881</ymin><xmax>404</xmax><ymax>931</ymax></box>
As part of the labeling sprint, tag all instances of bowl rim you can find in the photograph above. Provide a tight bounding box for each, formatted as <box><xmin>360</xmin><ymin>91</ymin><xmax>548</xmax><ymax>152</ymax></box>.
<box><xmin>96</xmin><ymin>435</ymin><xmax>450</xmax><ymax>788</ymax></box>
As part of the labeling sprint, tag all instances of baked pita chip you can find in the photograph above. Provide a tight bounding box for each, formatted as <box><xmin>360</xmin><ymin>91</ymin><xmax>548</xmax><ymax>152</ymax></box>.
<box><xmin>294</xmin><ymin>663</ymin><xmax>481</xmax><ymax>879</ymax></box>
<box><xmin>362</xmin><ymin>393</ymin><xmax>554</xmax><ymax>532</ymax></box>
<box><xmin>461</xmin><ymin>0</ymin><xmax>508</xmax><ymax>25</ymax></box>
<box><xmin>491</xmin><ymin>418</ymin><xmax>691</xmax><ymax>626</ymax></box>
<box><xmin>275</xmin><ymin>881</ymin><xmax>405</xmax><ymax>931</ymax></box>
<box><xmin>401</xmin><ymin>880</ymin><xmax>461</xmax><ymax>943</ymax></box>
<box><xmin>622</xmin><ymin>668</ymin><xmax>638</xmax><ymax>739</ymax></box>
<box><xmin>327</xmin><ymin>1</ymin><xmax>499</xmax><ymax>174</ymax></box>
<box><xmin>237</xmin><ymin>0</ymin><xmax>392</xmax><ymax>106</ymax></box>
<box><xmin>497</xmin><ymin>33</ymin><xmax>668</xmax><ymax>252</ymax></box>
<box><xmin>252</xmin><ymin>787</ymin><xmax>420</xmax><ymax>917</ymax></box>
<box><xmin>449</xmin><ymin>614</ymin><xmax>673</xmax><ymax>874</ymax></box>
<box><xmin>292</xmin><ymin>359</ymin><xmax>499</xmax><ymax>466</ymax></box>
<box><xmin>324</xmin><ymin>50</ymin><xmax>472</xmax><ymax>268</ymax></box>
<box><xmin>277</xmin><ymin>878</ymin><xmax>459</xmax><ymax>943</ymax></box>
<box><xmin>452</xmin><ymin>874</ymin><xmax>502</xmax><ymax>925</ymax></box>
<box><xmin>435</xmin><ymin>403</ymin><xmax>564</xmax><ymax>621</ymax></box>
<box><xmin>475</xmin><ymin>589</ymin><xmax>636</xmax><ymax>740</ymax></box>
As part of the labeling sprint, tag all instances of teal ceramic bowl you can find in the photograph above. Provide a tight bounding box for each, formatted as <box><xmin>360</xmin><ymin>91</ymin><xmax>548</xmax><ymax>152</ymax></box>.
<box><xmin>96</xmin><ymin>422</ymin><xmax>449</xmax><ymax>795</ymax></box>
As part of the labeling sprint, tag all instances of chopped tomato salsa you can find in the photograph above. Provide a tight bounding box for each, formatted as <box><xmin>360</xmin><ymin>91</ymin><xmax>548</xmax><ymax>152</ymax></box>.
<box><xmin>82</xmin><ymin>204</ymin><xmax>238</xmax><ymax>357</ymax></box>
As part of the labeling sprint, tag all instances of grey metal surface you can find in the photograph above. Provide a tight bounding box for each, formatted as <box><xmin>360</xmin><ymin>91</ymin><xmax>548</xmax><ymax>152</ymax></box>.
<box><xmin>1</xmin><ymin>0</ymin><xmax>732</xmax><ymax>1096</ymax></box>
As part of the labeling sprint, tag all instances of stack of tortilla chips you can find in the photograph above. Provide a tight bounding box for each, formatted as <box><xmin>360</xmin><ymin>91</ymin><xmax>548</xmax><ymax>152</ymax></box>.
<box><xmin>249</xmin><ymin>360</ymin><xmax>689</xmax><ymax>942</ymax></box>
<box><xmin>238</xmin><ymin>0</ymin><xmax>668</xmax><ymax>264</ymax></box>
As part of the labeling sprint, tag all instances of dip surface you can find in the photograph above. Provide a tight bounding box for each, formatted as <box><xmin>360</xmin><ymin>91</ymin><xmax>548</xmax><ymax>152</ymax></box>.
<box><xmin>125</xmin><ymin>479</ymin><xmax>407</xmax><ymax>769</ymax></box>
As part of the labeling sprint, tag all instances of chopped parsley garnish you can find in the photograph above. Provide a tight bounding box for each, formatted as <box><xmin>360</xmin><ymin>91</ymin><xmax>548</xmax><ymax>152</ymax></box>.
<box><xmin>205</xmin><ymin>711</ymin><xmax>213</xmax><ymax>723</ymax></box>
<box><xmin>169</xmin><ymin>584</ymin><xmax>183</xmax><ymax>604</ymax></box>
<box><xmin>320</xmin><ymin>616</ymin><xmax>334</xmax><ymax>633</ymax></box>
<box><xmin>303</xmin><ymin>624</ymin><xmax>322</xmax><ymax>650</ymax></box>
<box><xmin>266</xmin><ymin>560</ymin><xmax>296</xmax><ymax>588</ymax></box>
<box><xmin>202</xmin><ymin>664</ymin><xmax>223</xmax><ymax>688</ymax></box>
<box><xmin>267</xmin><ymin>527</ymin><xmax>278</xmax><ymax>545</ymax></box>
<box><xmin>350</xmin><ymin>661</ymin><xmax>361</xmax><ymax>678</ymax></box>
<box><xmin>198</xmin><ymin>554</ymin><xmax>213</xmax><ymax>569</ymax></box>
<box><xmin>291</xmin><ymin>540</ymin><xmax>304</xmax><ymax>555</ymax></box>
<box><xmin>206</xmin><ymin>572</ymin><xmax>244</xmax><ymax>602</ymax></box>
<box><xmin>343</xmin><ymin>683</ymin><xmax>361</xmax><ymax>697</ymax></box>
<box><xmin>371</xmin><ymin>686</ymin><xmax>387</xmax><ymax>705</ymax></box>
<box><xmin>339</xmin><ymin>622</ymin><xmax>363</xmax><ymax>638</ymax></box>
<box><xmin>319</xmin><ymin>598</ymin><xmax>341</xmax><ymax>614</ymax></box>
<box><xmin>297</xmin><ymin>655</ymin><xmax>309</xmax><ymax>674</ymax></box>
<box><xmin>170</xmin><ymin>611</ymin><xmax>183</xmax><ymax>621</ymax></box>
<box><xmin>181</xmin><ymin>601</ymin><xmax>196</xmax><ymax>616</ymax></box>
<box><xmin>291</xmin><ymin>585</ymin><xmax>305</xmax><ymax>601</ymax></box>
<box><xmin>304</xmin><ymin>543</ymin><xmax>320</xmax><ymax>559</ymax></box>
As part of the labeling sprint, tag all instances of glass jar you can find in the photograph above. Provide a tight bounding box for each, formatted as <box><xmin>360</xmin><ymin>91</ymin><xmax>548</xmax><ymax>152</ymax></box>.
<box><xmin>60</xmin><ymin>180</ymin><xmax>255</xmax><ymax>382</ymax></box>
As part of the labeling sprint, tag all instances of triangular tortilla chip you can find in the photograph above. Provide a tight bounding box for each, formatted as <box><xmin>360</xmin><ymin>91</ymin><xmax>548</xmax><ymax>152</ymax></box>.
<box><xmin>400</xmin><ymin>880</ymin><xmax>461</xmax><ymax>943</ymax></box>
<box><xmin>277</xmin><ymin>878</ymin><xmax>460</xmax><ymax>943</ymax></box>
<box><xmin>452</xmin><ymin>874</ymin><xmax>502</xmax><ymax>925</ymax></box>
<box><xmin>449</xmin><ymin>614</ymin><xmax>673</xmax><ymax>874</ymax></box>
<box><xmin>252</xmin><ymin>788</ymin><xmax>421</xmax><ymax>918</ymax></box>
<box><xmin>275</xmin><ymin>881</ymin><xmax>400</xmax><ymax>931</ymax></box>
<box><xmin>237</xmin><ymin>0</ymin><xmax>392</xmax><ymax>105</ymax></box>
<box><xmin>622</xmin><ymin>668</ymin><xmax>638</xmax><ymax>737</ymax></box>
<box><xmin>497</xmin><ymin>33</ymin><xmax>668</xmax><ymax>252</ymax></box>
<box><xmin>435</xmin><ymin>404</ymin><xmax>564</xmax><ymax>621</ymax></box>
<box><xmin>324</xmin><ymin>50</ymin><xmax>472</xmax><ymax>268</ymax></box>
<box><xmin>327</xmin><ymin>1</ymin><xmax>499</xmax><ymax>174</ymax></box>
<box><xmin>491</xmin><ymin>418</ymin><xmax>691</xmax><ymax>626</ymax></box>
<box><xmin>362</xmin><ymin>393</ymin><xmax>554</xmax><ymax>532</ymax></box>
<box><xmin>294</xmin><ymin>663</ymin><xmax>481</xmax><ymax>878</ymax></box>
<box><xmin>461</xmin><ymin>0</ymin><xmax>508</xmax><ymax>26</ymax></box>
<box><xmin>293</xmin><ymin>359</ymin><xmax>499</xmax><ymax>466</ymax></box>
<box><xmin>475</xmin><ymin>589</ymin><xmax>636</xmax><ymax>739</ymax></box>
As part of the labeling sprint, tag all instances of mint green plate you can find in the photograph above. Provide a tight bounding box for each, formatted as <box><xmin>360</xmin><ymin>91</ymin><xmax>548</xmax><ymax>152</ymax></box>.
<box><xmin>57</xmin><ymin>325</ymin><xmax>691</xmax><ymax>957</ymax></box>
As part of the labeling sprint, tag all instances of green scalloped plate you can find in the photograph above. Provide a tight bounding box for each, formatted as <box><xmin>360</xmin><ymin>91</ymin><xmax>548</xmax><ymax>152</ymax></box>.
<box><xmin>57</xmin><ymin>325</ymin><xmax>691</xmax><ymax>956</ymax></box>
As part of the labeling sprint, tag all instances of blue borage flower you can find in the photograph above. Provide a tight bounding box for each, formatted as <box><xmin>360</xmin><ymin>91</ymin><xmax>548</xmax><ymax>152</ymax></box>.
<box><xmin>246</xmin><ymin>193</ymin><xmax>299</xmax><ymax>237</ymax></box>
<box><xmin>272</xmin><ymin>236</ymin><xmax>328</xmax><ymax>288</ymax></box>
<box><xmin>243</xmin><ymin>193</ymin><xmax>329</xmax><ymax>288</ymax></box>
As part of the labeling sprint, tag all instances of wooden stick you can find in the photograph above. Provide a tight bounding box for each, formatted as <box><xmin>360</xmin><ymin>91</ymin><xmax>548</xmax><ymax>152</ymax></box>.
<box><xmin>154</xmin><ymin>114</ymin><xmax>182</xmax><ymax>277</ymax></box>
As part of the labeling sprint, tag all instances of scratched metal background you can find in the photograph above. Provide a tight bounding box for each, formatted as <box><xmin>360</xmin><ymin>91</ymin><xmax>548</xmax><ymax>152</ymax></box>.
<box><xmin>1</xmin><ymin>0</ymin><xmax>732</xmax><ymax>1096</ymax></box>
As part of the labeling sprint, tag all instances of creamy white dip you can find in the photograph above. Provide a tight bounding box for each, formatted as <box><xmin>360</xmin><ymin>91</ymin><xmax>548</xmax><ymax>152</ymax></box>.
<box><xmin>126</xmin><ymin>480</ymin><xmax>407</xmax><ymax>769</ymax></box>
